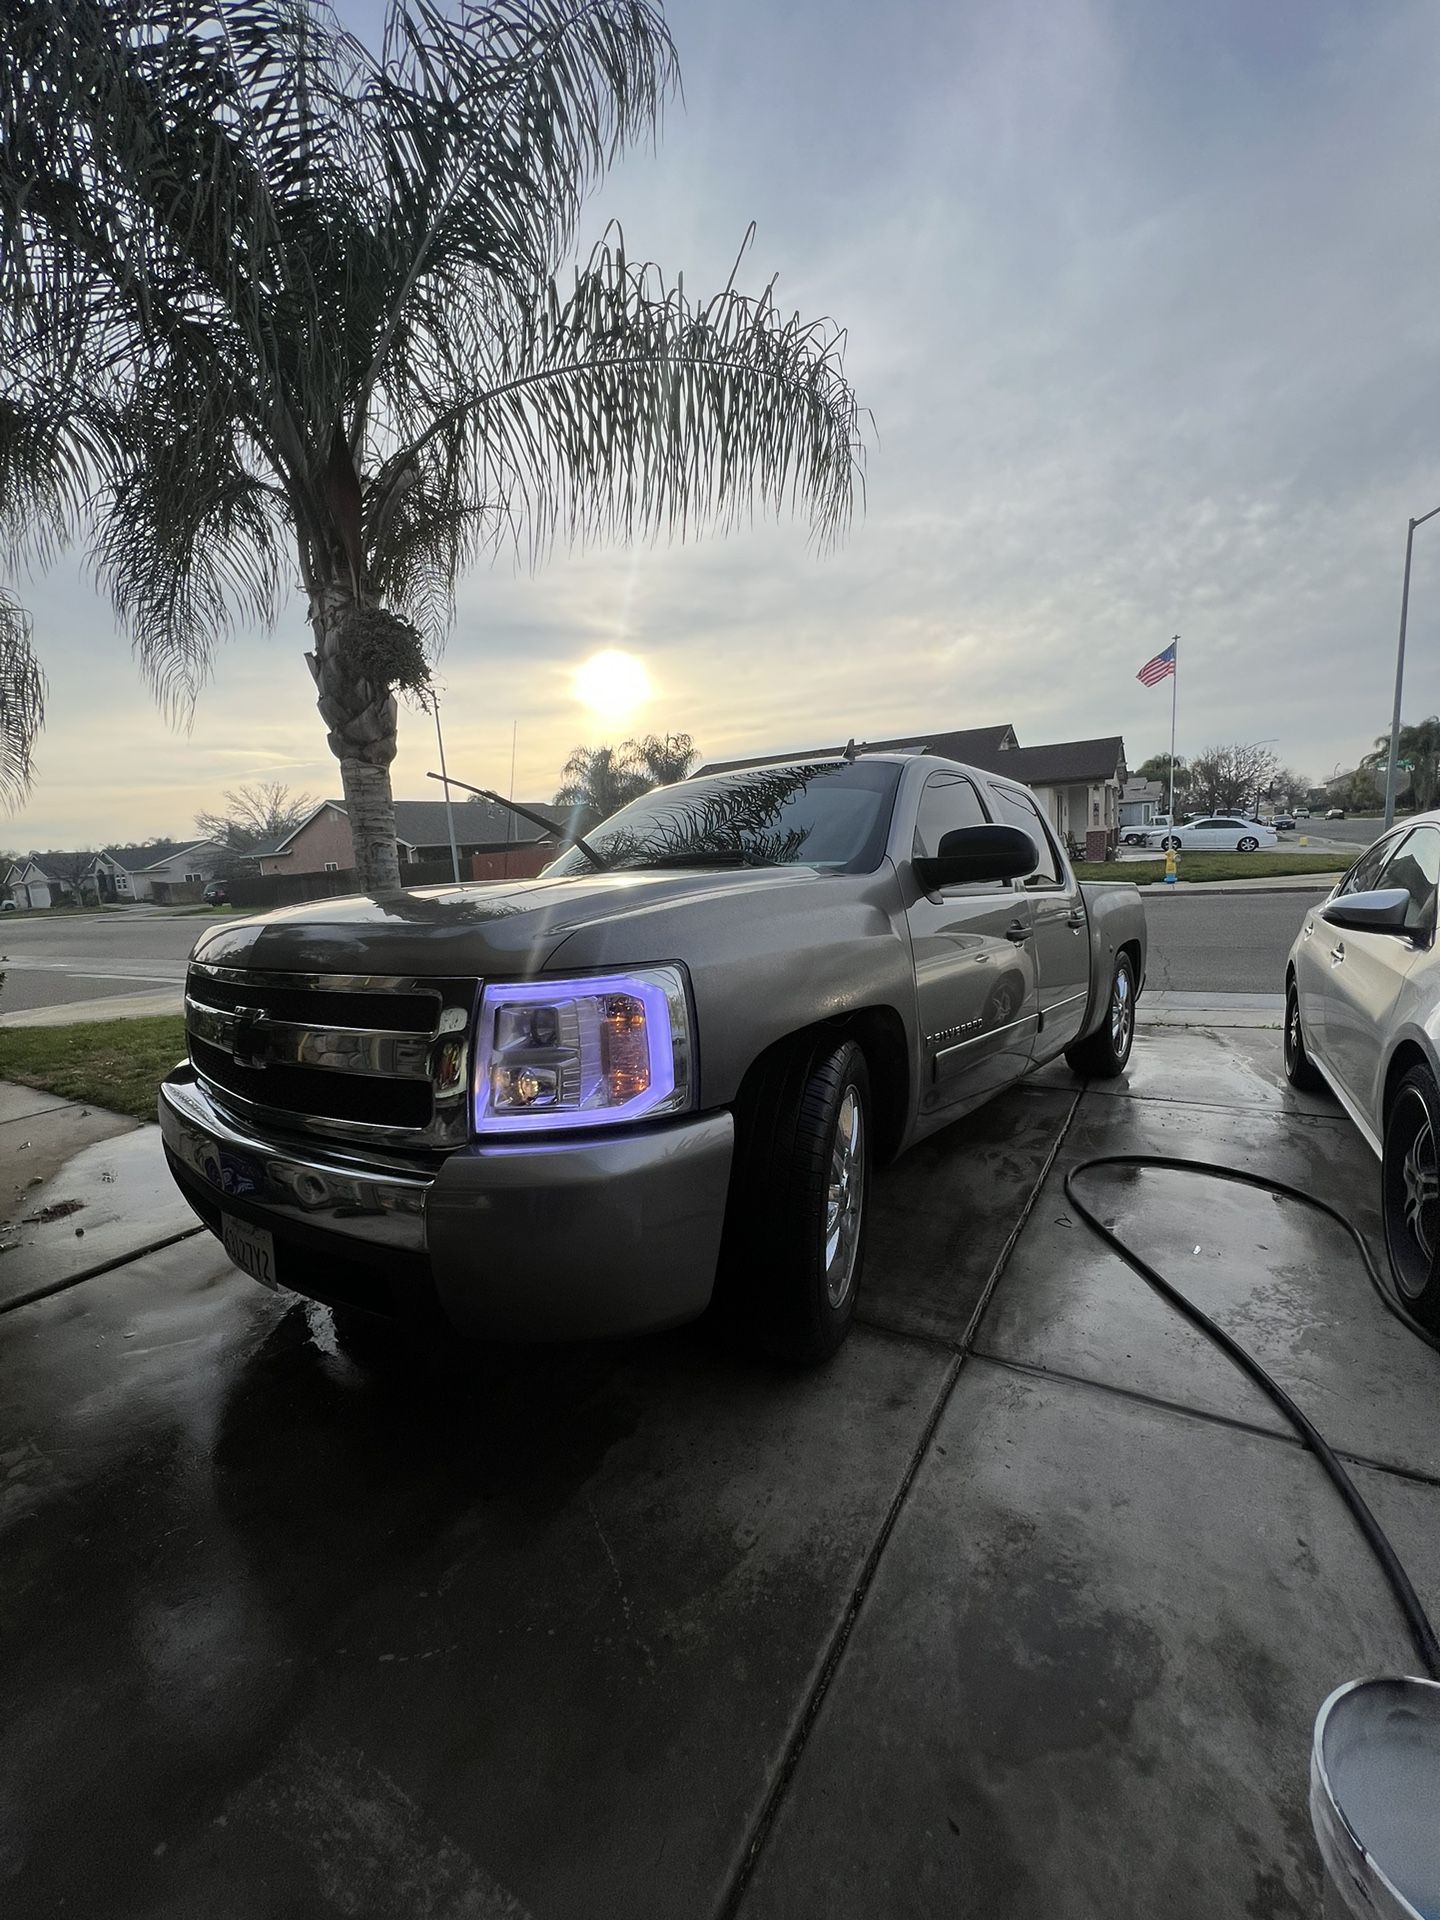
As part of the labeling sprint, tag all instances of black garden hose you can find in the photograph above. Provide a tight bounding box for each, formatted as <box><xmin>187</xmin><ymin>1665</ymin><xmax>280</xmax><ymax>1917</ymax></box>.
<box><xmin>1065</xmin><ymin>1154</ymin><xmax>1440</xmax><ymax>1680</ymax></box>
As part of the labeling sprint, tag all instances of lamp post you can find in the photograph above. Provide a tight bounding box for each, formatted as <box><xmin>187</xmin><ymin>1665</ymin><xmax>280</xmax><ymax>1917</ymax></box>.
<box><xmin>1384</xmin><ymin>505</ymin><xmax>1440</xmax><ymax>831</ymax></box>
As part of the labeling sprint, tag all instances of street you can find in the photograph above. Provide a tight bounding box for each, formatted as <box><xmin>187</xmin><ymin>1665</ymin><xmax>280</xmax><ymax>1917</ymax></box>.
<box><xmin>1143</xmin><ymin>889</ymin><xmax>1324</xmax><ymax>993</ymax></box>
<box><xmin>0</xmin><ymin>909</ymin><xmax>199</xmax><ymax>1013</ymax></box>
<box><xmin>0</xmin><ymin>891</ymin><xmax>1327</xmax><ymax>1013</ymax></box>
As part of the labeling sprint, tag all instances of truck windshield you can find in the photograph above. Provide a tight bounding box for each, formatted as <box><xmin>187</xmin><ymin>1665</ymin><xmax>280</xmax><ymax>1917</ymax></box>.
<box><xmin>546</xmin><ymin>759</ymin><xmax>902</xmax><ymax>876</ymax></box>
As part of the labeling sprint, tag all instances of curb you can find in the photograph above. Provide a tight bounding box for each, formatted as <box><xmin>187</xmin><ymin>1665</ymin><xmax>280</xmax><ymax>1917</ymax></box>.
<box><xmin>1141</xmin><ymin>882</ymin><xmax>1339</xmax><ymax>897</ymax></box>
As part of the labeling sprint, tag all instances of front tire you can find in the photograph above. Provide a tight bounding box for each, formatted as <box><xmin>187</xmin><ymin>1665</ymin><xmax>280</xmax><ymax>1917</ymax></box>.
<box><xmin>1238</xmin><ymin>835</ymin><xmax>1259</xmax><ymax>852</ymax></box>
<box><xmin>1383</xmin><ymin>1067</ymin><xmax>1440</xmax><ymax>1330</ymax></box>
<box><xmin>1065</xmin><ymin>951</ymin><xmax>1136</xmax><ymax>1079</ymax></box>
<box><xmin>719</xmin><ymin>1036</ymin><xmax>871</xmax><ymax>1364</ymax></box>
<box><xmin>1283</xmin><ymin>982</ymin><xmax>1324</xmax><ymax>1092</ymax></box>
<box><xmin>1161</xmin><ymin>834</ymin><xmax>1180</xmax><ymax>851</ymax></box>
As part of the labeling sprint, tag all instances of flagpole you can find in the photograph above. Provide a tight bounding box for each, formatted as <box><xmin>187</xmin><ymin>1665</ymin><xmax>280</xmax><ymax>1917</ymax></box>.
<box><xmin>1169</xmin><ymin>635</ymin><xmax>1180</xmax><ymax>820</ymax></box>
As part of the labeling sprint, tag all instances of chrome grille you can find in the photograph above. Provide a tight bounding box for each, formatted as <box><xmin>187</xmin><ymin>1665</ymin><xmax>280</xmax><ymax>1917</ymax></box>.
<box><xmin>186</xmin><ymin>961</ymin><xmax>478</xmax><ymax>1149</ymax></box>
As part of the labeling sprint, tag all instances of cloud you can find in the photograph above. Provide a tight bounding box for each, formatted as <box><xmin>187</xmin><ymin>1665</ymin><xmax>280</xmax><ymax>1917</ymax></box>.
<box><xmin>6</xmin><ymin>0</ymin><xmax>1439</xmax><ymax>845</ymax></box>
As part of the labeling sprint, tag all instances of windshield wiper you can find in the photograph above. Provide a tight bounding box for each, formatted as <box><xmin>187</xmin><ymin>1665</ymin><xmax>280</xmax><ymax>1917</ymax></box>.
<box><xmin>426</xmin><ymin>772</ymin><xmax>608</xmax><ymax>869</ymax></box>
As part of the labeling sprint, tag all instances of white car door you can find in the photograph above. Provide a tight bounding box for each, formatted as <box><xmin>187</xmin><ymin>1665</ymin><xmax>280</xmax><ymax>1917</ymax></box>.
<box><xmin>1299</xmin><ymin>831</ymin><xmax>1399</xmax><ymax>1062</ymax></box>
<box><xmin>1323</xmin><ymin>824</ymin><xmax>1439</xmax><ymax>1132</ymax></box>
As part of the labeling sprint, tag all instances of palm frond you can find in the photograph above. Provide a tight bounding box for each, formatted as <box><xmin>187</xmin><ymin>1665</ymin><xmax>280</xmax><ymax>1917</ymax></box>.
<box><xmin>0</xmin><ymin>589</ymin><xmax>46</xmax><ymax>809</ymax></box>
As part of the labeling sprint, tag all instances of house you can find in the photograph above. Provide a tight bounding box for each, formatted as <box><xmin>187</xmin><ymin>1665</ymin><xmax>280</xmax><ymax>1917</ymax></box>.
<box><xmin>699</xmin><ymin>723</ymin><xmax>1127</xmax><ymax>846</ymax></box>
<box><xmin>3</xmin><ymin>856</ymin><xmax>62</xmax><ymax>910</ymax></box>
<box><xmin>1118</xmin><ymin>777</ymin><xmax>1166</xmax><ymax>828</ymax></box>
<box><xmin>133</xmin><ymin>840</ymin><xmax>227</xmax><ymax>904</ymax></box>
<box><xmin>86</xmin><ymin>841</ymin><xmax>192</xmax><ymax>903</ymax></box>
<box><xmin>249</xmin><ymin>798</ymin><xmax>570</xmax><ymax>877</ymax></box>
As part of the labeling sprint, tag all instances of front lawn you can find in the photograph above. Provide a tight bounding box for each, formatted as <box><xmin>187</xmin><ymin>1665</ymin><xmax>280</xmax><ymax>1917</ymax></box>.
<box><xmin>1074</xmin><ymin>852</ymin><xmax>1345</xmax><ymax>886</ymax></box>
<box><xmin>0</xmin><ymin>1016</ymin><xmax>187</xmax><ymax>1121</ymax></box>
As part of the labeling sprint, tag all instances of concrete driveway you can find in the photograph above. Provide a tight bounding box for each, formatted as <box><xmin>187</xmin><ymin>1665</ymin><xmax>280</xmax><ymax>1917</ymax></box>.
<box><xmin>2</xmin><ymin>1024</ymin><xmax>1437</xmax><ymax>1919</ymax></box>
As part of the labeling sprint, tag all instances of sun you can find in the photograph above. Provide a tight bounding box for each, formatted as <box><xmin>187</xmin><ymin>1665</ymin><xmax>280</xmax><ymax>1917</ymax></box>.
<box><xmin>572</xmin><ymin>648</ymin><xmax>653</xmax><ymax>724</ymax></box>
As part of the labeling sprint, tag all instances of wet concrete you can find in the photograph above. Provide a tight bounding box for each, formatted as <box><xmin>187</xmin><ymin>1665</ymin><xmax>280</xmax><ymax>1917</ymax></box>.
<box><xmin>2</xmin><ymin>1017</ymin><xmax>1435</xmax><ymax>1920</ymax></box>
<box><xmin>737</xmin><ymin>1364</ymin><xmax>1437</xmax><ymax>1920</ymax></box>
<box><xmin>1</xmin><ymin>1237</ymin><xmax>949</xmax><ymax>1919</ymax></box>
<box><xmin>1</xmin><ymin>1097</ymin><xmax>137</xmax><ymax>1249</ymax></box>
<box><xmin>864</xmin><ymin>1084</ymin><xmax>1077</xmax><ymax>1342</ymax></box>
<box><xmin>0</xmin><ymin>1125</ymin><xmax>197</xmax><ymax>1310</ymax></box>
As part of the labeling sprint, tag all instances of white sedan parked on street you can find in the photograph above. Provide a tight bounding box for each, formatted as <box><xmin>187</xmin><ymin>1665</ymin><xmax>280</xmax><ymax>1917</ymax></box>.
<box><xmin>1285</xmin><ymin>814</ymin><xmax>1440</xmax><ymax>1327</ymax></box>
<box><xmin>1137</xmin><ymin>815</ymin><xmax>1279</xmax><ymax>852</ymax></box>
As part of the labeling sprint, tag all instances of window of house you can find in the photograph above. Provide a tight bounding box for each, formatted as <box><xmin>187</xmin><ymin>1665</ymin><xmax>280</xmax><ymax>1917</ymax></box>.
<box><xmin>184</xmin><ymin>871</ymin><xmax>203</xmax><ymax>884</ymax></box>
<box><xmin>989</xmin><ymin>786</ymin><xmax>1064</xmax><ymax>887</ymax></box>
<box><xmin>912</xmin><ymin>772</ymin><xmax>990</xmax><ymax>860</ymax></box>
<box><xmin>1378</xmin><ymin>826</ymin><xmax>1440</xmax><ymax>935</ymax></box>
<box><xmin>323</xmin><ymin>861</ymin><xmax>339</xmax><ymax>872</ymax></box>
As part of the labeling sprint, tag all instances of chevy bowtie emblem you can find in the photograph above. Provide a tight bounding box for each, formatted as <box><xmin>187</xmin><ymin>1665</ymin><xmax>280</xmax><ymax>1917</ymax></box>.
<box><xmin>230</xmin><ymin>1006</ymin><xmax>272</xmax><ymax>1069</ymax></box>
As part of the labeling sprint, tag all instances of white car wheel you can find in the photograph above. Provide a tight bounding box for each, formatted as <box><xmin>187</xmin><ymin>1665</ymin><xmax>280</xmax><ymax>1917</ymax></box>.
<box><xmin>1237</xmin><ymin>836</ymin><xmax>1259</xmax><ymax>852</ymax></box>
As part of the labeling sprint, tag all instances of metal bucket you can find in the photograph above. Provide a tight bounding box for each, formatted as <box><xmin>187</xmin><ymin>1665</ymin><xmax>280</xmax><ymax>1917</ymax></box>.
<box><xmin>1311</xmin><ymin>1677</ymin><xmax>1440</xmax><ymax>1919</ymax></box>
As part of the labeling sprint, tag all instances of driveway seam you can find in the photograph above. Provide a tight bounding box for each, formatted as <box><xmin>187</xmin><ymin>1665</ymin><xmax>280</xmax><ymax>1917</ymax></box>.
<box><xmin>971</xmin><ymin>1350</ymin><xmax>1440</xmax><ymax>1492</ymax></box>
<box><xmin>717</xmin><ymin>1085</ymin><xmax>1085</xmax><ymax>1920</ymax></box>
<box><xmin>0</xmin><ymin>1226</ymin><xmax>206</xmax><ymax>1316</ymax></box>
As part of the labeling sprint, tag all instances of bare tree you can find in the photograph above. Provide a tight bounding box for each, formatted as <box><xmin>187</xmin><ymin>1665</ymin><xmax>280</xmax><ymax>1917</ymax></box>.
<box><xmin>1186</xmin><ymin>742</ymin><xmax>1280</xmax><ymax>816</ymax></box>
<box><xmin>195</xmin><ymin>782</ymin><xmax>318</xmax><ymax>851</ymax></box>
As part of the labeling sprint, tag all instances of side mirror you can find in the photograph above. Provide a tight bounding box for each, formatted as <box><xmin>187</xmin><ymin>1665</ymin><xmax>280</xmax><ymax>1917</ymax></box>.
<box><xmin>913</xmin><ymin>823</ymin><xmax>1038</xmax><ymax>892</ymax></box>
<box><xmin>1321</xmin><ymin>888</ymin><xmax>1415</xmax><ymax>936</ymax></box>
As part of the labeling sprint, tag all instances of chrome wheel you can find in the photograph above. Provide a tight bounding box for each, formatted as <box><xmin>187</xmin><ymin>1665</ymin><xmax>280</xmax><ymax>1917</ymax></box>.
<box><xmin>1285</xmin><ymin>991</ymin><xmax>1301</xmax><ymax>1074</ymax></box>
<box><xmin>824</xmin><ymin>1086</ymin><xmax>865</xmax><ymax>1309</ymax></box>
<box><xmin>1385</xmin><ymin>1082</ymin><xmax>1440</xmax><ymax>1302</ymax></box>
<box><xmin>1238</xmin><ymin>836</ymin><xmax>1258</xmax><ymax>853</ymax></box>
<box><xmin>1109</xmin><ymin>962</ymin><xmax>1134</xmax><ymax>1058</ymax></box>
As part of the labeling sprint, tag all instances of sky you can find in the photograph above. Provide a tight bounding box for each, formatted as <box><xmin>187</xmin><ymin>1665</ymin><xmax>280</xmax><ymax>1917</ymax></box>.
<box><xmin>7</xmin><ymin>0</ymin><xmax>1440</xmax><ymax>849</ymax></box>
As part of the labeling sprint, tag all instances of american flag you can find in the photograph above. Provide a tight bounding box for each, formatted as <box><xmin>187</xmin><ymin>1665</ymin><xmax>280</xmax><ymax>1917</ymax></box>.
<box><xmin>1137</xmin><ymin>641</ymin><xmax>1177</xmax><ymax>687</ymax></box>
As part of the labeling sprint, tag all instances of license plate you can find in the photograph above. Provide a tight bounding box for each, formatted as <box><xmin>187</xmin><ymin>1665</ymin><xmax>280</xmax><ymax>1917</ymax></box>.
<box><xmin>222</xmin><ymin>1213</ymin><xmax>277</xmax><ymax>1290</ymax></box>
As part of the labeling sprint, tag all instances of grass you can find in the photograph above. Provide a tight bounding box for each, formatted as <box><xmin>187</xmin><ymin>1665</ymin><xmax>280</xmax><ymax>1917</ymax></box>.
<box><xmin>0</xmin><ymin>1015</ymin><xmax>187</xmax><ymax>1121</ymax></box>
<box><xmin>1075</xmin><ymin>851</ymin><xmax>1346</xmax><ymax>886</ymax></box>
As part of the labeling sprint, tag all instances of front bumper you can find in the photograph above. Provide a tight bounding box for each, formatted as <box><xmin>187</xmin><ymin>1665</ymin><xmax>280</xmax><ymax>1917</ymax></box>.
<box><xmin>159</xmin><ymin>1067</ymin><xmax>734</xmax><ymax>1340</ymax></box>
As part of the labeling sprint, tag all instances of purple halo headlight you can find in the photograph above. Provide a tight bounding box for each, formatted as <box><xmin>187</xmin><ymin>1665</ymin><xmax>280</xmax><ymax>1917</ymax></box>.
<box><xmin>473</xmin><ymin>967</ymin><xmax>693</xmax><ymax>1134</ymax></box>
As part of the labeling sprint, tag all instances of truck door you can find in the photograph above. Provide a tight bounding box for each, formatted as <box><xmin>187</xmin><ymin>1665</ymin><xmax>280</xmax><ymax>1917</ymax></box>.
<box><xmin>905</xmin><ymin>770</ymin><xmax>1039</xmax><ymax>1120</ymax></box>
<box><xmin>988</xmin><ymin>784</ymin><xmax>1091</xmax><ymax>1057</ymax></box>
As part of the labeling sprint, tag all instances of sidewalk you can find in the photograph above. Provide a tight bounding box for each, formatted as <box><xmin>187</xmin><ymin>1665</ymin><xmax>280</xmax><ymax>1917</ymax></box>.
<box><xmin>0</xmin><ymin>985</ymin><xmax>183</xmax><ymax>1028</ymax></box>
<box><xmin>1134</xmin><ymin>871</ymin><xmax>1341</xmax><ymax>893</ymax></box>
<box><xmin>2</xmin><ymin>1025</ymin><xmax>1435</xmax><ymax>1918</ymax></box>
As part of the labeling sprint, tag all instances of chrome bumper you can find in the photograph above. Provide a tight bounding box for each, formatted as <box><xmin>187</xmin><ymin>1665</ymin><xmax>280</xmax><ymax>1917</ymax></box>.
<box><xmin>159</xmin><ymin>1067</ymin><xmax>735</xmax><ymax>1340</ymax></box>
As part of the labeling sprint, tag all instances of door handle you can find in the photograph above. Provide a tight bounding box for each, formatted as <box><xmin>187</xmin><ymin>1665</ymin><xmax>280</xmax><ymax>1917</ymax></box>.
<box><xmin>1330</xmin><ymin>943</ymin><xmax>1345</xmax><ymax>966</ymax></box>
<box><xmin>1066</xmin><ymin>910</ymin><xmax>1087</xmax><ymax>930</ymax></box>
<box><xmin>1005</xmin><ymin>921</ymin><xmax>1030</xmax><ymax>944</ymax></box>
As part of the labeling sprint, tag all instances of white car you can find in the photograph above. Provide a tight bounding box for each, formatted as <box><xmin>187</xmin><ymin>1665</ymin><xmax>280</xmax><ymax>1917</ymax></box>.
<box><xmin>1139</xmin><ymin>815</ymin><xmax>1279</xmax><ymax>853</ymax></box>
<box><xmin>1285</xmin><ymin>814</ymin><xmax>1440</xmax><ymax>1326</ymax></box>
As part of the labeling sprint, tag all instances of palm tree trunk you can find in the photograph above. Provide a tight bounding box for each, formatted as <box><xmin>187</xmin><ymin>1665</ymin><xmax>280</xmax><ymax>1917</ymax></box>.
<box><xmin>307</xmin><ymin>586</ymin><xmax>402</xmax><ymax>892</ymax></box>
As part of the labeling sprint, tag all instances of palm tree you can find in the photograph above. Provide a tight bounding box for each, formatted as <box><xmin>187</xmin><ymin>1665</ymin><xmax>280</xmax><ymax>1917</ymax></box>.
<box><xmin>0</xmin><ymin>1</ymin><xmax>864</xmax><ymax>888</ymax></box>
<box><xmin>554</xmin><ymin>741</ymin><xmax>650</xmax><ymax>827</ymax></box>
<box><xmin>1362</xmin><ymin>719</ymin><xmax>1440</xmax><ymax>813</ymax></box>
<box><xmin>626</xmin><ymin>731</ymin><xmax>697</xmax><ymax>787</ymax></box>
<box><xmin>0</xmin><ymin>590</ymin><xmax>45</xmax><ymax>812</ymax></box>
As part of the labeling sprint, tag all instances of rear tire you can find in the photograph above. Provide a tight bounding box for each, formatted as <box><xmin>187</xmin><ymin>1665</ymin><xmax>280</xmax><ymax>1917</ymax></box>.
<box><xmin>1283</xmin><ymin>982</ymin><xmax>1324</xmax><ymax>1092</ymax></box>
<box><xmin>1064</xmin><ymin>952</ymin><xmax>1136</xmax><ymax>1079</ymax></box>
<box><xmin>1238</xmin><ymin>836</ymin><xmax>1259</xmax><ymax>852</ymax></box>
<box><xmin>717</xmin><ymin>1035</ymin><xmax>871</xmax><ymax>1364</ymax></box>
<box><xmin>1383</xmin><ymin>1066</ymin><xmax>1440</xmax><ymax>1331</ymax></box>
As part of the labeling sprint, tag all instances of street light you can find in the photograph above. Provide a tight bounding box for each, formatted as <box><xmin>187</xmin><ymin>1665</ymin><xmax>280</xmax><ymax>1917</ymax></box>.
<box><xmin>1384</xmin><ymin>505</ymin><xmax>1440</xmax><ymax>831</ymax></box>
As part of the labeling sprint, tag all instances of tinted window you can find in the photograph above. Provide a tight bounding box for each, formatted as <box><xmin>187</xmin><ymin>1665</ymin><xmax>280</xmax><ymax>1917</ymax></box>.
<box><xmin>546</xmin><ymin>758</ymin><xmax>901</xmax><ymax>875</ymax></box>
<box><xmin>912</xmin><ymin>772</ymin><xmax>989</xmax><ymax>859</ymax></box>
<box><xmin>989</xmin><ymin>786</ymin><xmax>1063</xmax><ymax>886</ymax></box>
<box><xmin>1340</xmin><ymin>833</ymin><xmax>1402</xmax><ymax>898</ymax></box>
<box><xmin>1379</xmin><ymin>826</ymin><xmax>1440</xmax><ymax>934</ymax></box>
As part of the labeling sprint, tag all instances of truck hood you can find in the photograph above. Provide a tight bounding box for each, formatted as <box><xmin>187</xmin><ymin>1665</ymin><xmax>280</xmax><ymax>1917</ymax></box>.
<box><xmin>190</xmin><ymin>866</ymin><xmax>830</xmax><ymax>979</ymax></box>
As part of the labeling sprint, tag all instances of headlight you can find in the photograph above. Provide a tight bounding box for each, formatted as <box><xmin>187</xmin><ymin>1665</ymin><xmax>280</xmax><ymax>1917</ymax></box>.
<box><xmin>472</xmin><ymin>967</ymin><xmax>693</xmax><ymax>1134</ymax></box>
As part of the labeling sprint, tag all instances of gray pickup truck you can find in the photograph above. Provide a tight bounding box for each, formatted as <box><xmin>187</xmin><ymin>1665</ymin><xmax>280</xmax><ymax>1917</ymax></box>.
<box><xmin>160</xmin><ymin>752</ymin><xmax>1146</xmax><ymax>1362</ymax></box>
